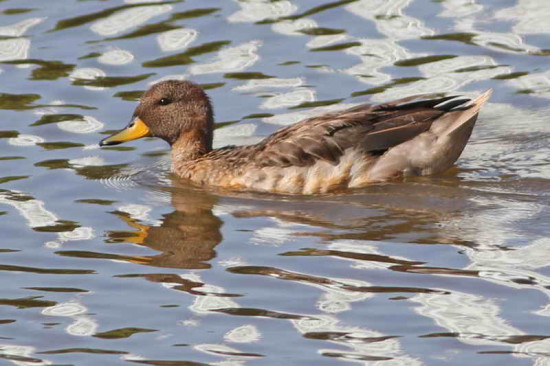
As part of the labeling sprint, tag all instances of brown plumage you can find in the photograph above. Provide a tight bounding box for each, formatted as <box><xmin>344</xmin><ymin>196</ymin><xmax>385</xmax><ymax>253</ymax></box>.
<box><xmin>100</xmin><ymin>80</ymin><xmax>492</xmax><ymax>194</ymax></box>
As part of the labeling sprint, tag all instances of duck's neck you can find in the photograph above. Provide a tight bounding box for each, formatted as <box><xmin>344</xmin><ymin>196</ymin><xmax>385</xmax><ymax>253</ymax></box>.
<box><xmin>171</xmin><ymin>128</ymin><xmax>213</xmax><ymax>166</ymax></box>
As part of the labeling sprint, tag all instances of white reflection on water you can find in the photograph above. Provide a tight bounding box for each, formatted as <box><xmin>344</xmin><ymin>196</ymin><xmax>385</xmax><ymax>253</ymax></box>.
<box><xmin>68</xmin><ymin>156</ymin><xmax>105</xmax><ymax>167</ymax></box>
<box><xmin>118</xmin><ymin>203</ymin><xmax>155</xmax><ymax>223</ymax></box>
<box><xmin>45</xmin><ymin>226</ymin><xmax>95</xmax><ymax>249</ymax></box>
<box><xmin>57</xmin><ymin>115</ymin><xmax>104</xmax><ymax>134</ymax></box>
<box><xmin>69</xmin><ymin>67</ymin><xmax>106</xmax><ymax>91</ymax></box>
<box><xmin>455</xmin><ymin>18</ymin><xmax>542</xmax><ymax>56</ymax></box>
<box><xmin>0</xmin><ymin>18</ymin><xmax>43</xmax><ymax>37</ymax></box>
<box><xmin>98</xmin><ymin>49</ymin><xmax>134</xmax><ymax>65</ymax></box>
<box><xmin>224</xmin><ymin>325</ymin><xmax>261</xmax><ymax>343</ymax></box>
<box><xmin>328</xmin><ymin>240</ymin><xmax>407</xmax><ymax>271</ymax></box>
<box><xmin>263</xmin><ymin>103</ymin><xmax>356</xmax><ymax>126</ymax></box>
<box><xmin>370</xmin><ymin>56</ymin><xmax>510</xmax><ymax>102</ymax></box>
<box><xmin>42</xmin><ymin>301</ymin><xmax>98</xmax><ymax>337</ymax></box>
<box><xmin>90</xmin><ymin>5</ymin><xmax>172</xmax><ymax>36</ymax></box>
<box><xmin>0</xmin><ymin>191</ymin><xmax>57</xmax><ymax>228</ymax></box>
<box><xmin>228</xmin><ymin>0</ymin><xmax>297</xmax><ymax>23</ymax></box>
<box><xmin>189</xmin><ymin>41</ymin><xmax>262</xmax><ymax>75</ymax></box>
<box><xmin>412</xmin><ymin>289</ymin><xmax>550</xmax><ymax>365</ymax></box>
<box><xmin>514</xmin><ymin>338</ymin><xmax>550</xmax><ymax>364</ymax></box>
<box><xmin>316</xmin><ymin>277</ymin><xmax>373</xmax><ymax>314</ymax></box>
<box><xmin>213</xmin><ymin>123</ymin><xmax>260</xmax><ymax>148</ymax></box>
<box><xmin>233</xmin><ymin>77</ymin><xmax>305</xmax><ymax>92</ymax></box>
<box><xmin>0</xmin><ymin>18</ymin><xmax>43</xmax><ymax>63</ymax></box>
<box><xmin>271</xmin><ymin>18</ymin><xmax>317</xmax><ymax>36</ymax></box>
<box><xmin>0</xmin><ymin>190</ymin><xmax>94</xmax><ymax>248</ymax></box>
<box><xmin>509</xmin><ymin>71</ymin><xmax>550</xmax><ymax>99</ymax></box>
<box><xmin>259</xmin><ymin>88</ymin><xmax>316</xmax><ymax>110</ymax></box>
<box><xmin>346</xmin><ymin>0</ymin><xmax>433</xmax><ymax>40</ymax></box>
<box><xmin>157</xmin><ymin>28</ymin><xmax>198</xmax><ymax>52</ymax></box>
<box><xmin>306</xmin><ymin>33</ymin><xmax>349</xmax><ymax>48</ymax></box>
<box><xmin>292</xmin><ymin>315</ymin><xmax>423</xmax><ymax>366</ymax></box>
<box><xmin>344</xmin><ymin>39</ymin><xmax>413</xmax><ymax>85</ymax></box>
<box><xmin>194</xmin><ymin>343</ymin><xmax>259</xmax><ymax>362</ymax></box>
<box><xmin>8</xmin><ymin>134</ymin><xmax>45</xmax><ymax>146</ymax></box>
<box><xmin>233</xmin><ymin>77</ymin><xmax>315</xmax><ymax>110</ymax></box>
<box><xmin>440</xmin><ymin>0</ymin><xmax>483</xmax><ymax>18</ymax></box>
<box><xmin>412</xmin><ymin>291</ymin><xmax>521</xmax><ymax>346</ymax></box>
<box><xmin>177</xmin><ymin>274</ymin><xmax>240</xmax><ymax>314</ymax></box>
<box><xmin>0</xmin><ymin>344</ymin><xmax>50</xmax><ymax>366</ymax></box>
<box><xmin>0</xmin><ymin>38</ymin><xmax>30</xmax><ymax>63</ymax></box>
<box><xmin>495</xmin><ymin>0</ymin><xmax>550</xmax><ymax>35</ymax></box>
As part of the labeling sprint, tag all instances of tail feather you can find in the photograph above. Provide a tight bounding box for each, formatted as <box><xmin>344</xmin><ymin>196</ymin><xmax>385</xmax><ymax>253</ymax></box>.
<box><xmin>362</xmin><ymin>89</ymin><xmax>492</xmax><ymax>182</ymax></box>
<box><xmin>432</xmin><ymin>89</ymin><xmax>492</xmax><ymax>137</ymax></box>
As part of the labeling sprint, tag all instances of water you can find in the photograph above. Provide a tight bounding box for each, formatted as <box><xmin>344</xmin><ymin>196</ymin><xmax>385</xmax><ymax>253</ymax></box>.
<box><xmin>0</xmin><ymin>0</ymin><xmax>549</xmax><ymax>365</ymax></box>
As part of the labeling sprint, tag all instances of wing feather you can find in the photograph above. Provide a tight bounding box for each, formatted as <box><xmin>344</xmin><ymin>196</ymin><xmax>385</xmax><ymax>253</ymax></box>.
<box><xmin>253</xmin><ymin>95</ymin><xmax>471</xmax><ymax>168</ymax></box>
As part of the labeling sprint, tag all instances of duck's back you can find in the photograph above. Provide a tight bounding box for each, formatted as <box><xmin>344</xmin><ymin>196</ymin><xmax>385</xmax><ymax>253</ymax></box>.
<box><xmin>175</xmin><ymin>91</ymin><xmax>491</xmax><ymax>194</ymax></box>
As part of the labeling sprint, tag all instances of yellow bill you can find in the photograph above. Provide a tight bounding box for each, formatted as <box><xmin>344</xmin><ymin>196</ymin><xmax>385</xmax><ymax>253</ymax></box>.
<box><xmin>100</xmin><ymin>117</ymin><xmax>150</xmax><ymax>146</ymax></box>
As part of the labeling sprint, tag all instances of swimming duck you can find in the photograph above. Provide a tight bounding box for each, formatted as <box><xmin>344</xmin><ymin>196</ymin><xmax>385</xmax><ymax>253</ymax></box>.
<box><xmin>100</xmin><ymin>80</ymin><xmax>491</xmax><ymax>194</ymax></box>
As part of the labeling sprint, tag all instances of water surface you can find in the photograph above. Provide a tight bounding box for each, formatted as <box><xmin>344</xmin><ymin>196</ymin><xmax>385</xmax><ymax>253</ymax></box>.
<box><xmin>0</xmin><ymin>0</ymin><xmax>549</xmax><ymax>365</ymax></box>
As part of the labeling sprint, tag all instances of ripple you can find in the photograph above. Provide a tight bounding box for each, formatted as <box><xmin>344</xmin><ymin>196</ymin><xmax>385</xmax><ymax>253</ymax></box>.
<box><xmin>90</xmin><ymin>5</ymin><xmax>172</xmax><ymax>36</ymax></box>
<box><xmin>509</xmin><ymin>71</ymin><xmax>550</xmax><ymax>99</ymax></box>
<box><xmin>306</xmin><ymin>34</ymin><xmax>349</xmax><ymax>49</ymax></box>
<box><xmin>58</xmin><ymin>227</ymin><xmax>95</xmax><ymax>241</ymax></box>
<box><xmin>263</xmin><ymin>103</ymin><xmax>356</xmax><ymax>126</ymax></box>
<box><xmin>189</xmin><ymin>41</ymin><xmax>262</xmax><ymax>75</ymax></box>
<box><xmin>271</xmin><ymin>18</ymin><xmax>317</xmax><ymax>36</ymax></box>
<box><xmin>0</xmin><ymin>344</ymin><xmax>50</xmax><ymax>366</ymax></box>
<box><xmin>214</xmin><ymin>123</ymin><xmax>257</xmax><ymax>146</ymax></box>
<box><xmin>69</xmin><ymin>67</ymin><xmax>106</xmax><ymax>91</ymax></box>
<box><xmin>157</xmin><ymin>28</ymin><xmax>198</xmax><ymax>52</ymax></box>
<box><xmin>0</xmin><ymin>38</ymin><xmax>30</xmax><ymax>62</ymax></box>
<box><xmin>182</xmin><ymin>274</ymin><xmax>240</xmax><ymax>314</ymax></box>
<box><xmin>0</xmin><ymin>18</ymin><xmax>43</xmax><ymax>37</ymax></box>
<box><xmin>57</xmin><ymin>115</ymin><xmax>104</xmax><ymax>134</ymax></box>
<box><xmin>68</xmin><ymin>156</ymin><xmax>106</xmax><ymax>167</ymax></box>
<box><xmin>412</xmin><ymin>291</ymin><xmax>522</xmax><ymax>346</ymax></box>
<box><xmin>344</xmin><ymin>39</ymin><xmax>413</xmax><ymax>85</ymax></box>
<box><xmin>367</xmin><ymin>75</ymin><xmax>463</xmax><ymax>102</ymax></box>
<box><xmin>454</xmin><ymin>18</ymin><xmax>542</xmax><ymax>55</ymax></box>
<box><xmin>346</xmin><ymin>0</ymin><xmax>433</xmax><ymax>40</ymax></box>
<box><xmin>292</xmin><ymin>314</ymin><xmax>422</xmax><ymax>365</ymax></box>
<box><xmin>66</xmin><ymin>316</ymin><xmax>98</xmax><ymax>337</ymax></box>
<box><xmin>440</xmin><ymin>0</ymin><xmax>483</xmax><ymax>18</ymax></box>
<box><xmin>148</xmin><ymin>73</ymin><xmax>187</xmax><ymax>85</ymax></box>
<box><xmin>224</xmin><ymin>325</ymin><xmax>261</xmax><ymax>344</ymax></box>
<box><xmin>98</xmin><ymin>49</ymin><xmax>134</xmax><ymax>65</ymax></box>
<box><xmin>228</xmin><ymin>0</ymin><xmax>297</xmax><ymax>23</ymax></box>
<box><xmin>194</xmin><ymin>343</ymin><xmax>261</xmax><ymax>359</ymax></box>
<box><xmin>99</xmin><ymin>173</ymin><xmax>139</xmax><ymax>191</ymax></box>
<box><xmin>42</xmin><ymin>302</ymin><xmax>87</xmax><ymax>317</ymax></box>
<box><xmin>117</xmin><ymin>204</ymin><xmax>155</xmax><ymax>222</ymax></box>
<box><xmin>514</xmin><ymin>338</ymin><xmax>550</xmax><ymax>361</ymax></box>
<box><xmin>8</xmin><ymin>134</ymin><xmax>44</xmax><ymax>146</ymax></box>
<box><xmin>495</xmin><ymin>0</ymin><xmax>550</xmax><ymax>35</ymax></box>
<box><xmin>233</xmin><ymin>77</ymin><xmax>304</xmax><ymax>92</ymax></box>
<box><xmin>260</xmin><ymin>88</ymin><xmax>316</xmax><ymax>109</ymax></box>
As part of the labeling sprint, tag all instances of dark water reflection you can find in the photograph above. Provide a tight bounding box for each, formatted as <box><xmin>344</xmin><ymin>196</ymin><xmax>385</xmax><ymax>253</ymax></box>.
<box><xmin>1</xmin><ymin>0</ymin><xmax>549</xmax><ymax>365</ymax></box>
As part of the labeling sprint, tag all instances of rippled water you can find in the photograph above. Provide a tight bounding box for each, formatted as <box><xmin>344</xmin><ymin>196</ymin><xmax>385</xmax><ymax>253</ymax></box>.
<box><xmin>1</xmin><ymin>0</ymin><xmax>549</xmax><ymax>365</ymax></box>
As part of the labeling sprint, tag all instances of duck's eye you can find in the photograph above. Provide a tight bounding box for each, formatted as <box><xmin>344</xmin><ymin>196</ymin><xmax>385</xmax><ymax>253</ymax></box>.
<box><xmin>159</xmin><ymin>98</ymin><xmax>171</xmax><ymax>106</ymax></box>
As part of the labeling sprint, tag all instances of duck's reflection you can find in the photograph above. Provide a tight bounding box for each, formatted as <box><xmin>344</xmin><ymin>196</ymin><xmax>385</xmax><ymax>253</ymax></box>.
<box><xmin>105</xmin><ymin>176</ymin><xmax>473</xmax><ymax>270</ymax></box>
<box><xmin>107</xmin><ymin>181</ymin><xmax>222</xmax><ymax>269</ymax></box>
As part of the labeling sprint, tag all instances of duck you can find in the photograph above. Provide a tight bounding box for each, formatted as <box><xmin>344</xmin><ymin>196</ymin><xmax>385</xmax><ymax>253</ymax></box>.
<box><xmin>100</xmin><ymin>80</ymin><xmax>491</xmax><ymax>194</ymax></box>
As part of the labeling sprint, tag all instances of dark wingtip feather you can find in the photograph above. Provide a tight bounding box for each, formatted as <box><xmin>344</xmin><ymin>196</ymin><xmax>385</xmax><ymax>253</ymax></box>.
<box><xmin>377</xmin><ymin>95</ymin><xmax>459</xmax><ymax>111</ymax></box>
<box><xmin>434</xmin><ymin>98</ymin><xmax>472</xmax><ymax>111</ymax></box>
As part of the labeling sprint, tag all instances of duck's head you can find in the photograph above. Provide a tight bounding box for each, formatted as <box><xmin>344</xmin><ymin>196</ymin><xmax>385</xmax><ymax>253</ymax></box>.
<box><xmin>100</xmin><ymin>80</ymin><xmax>214</xmax><ymax>149</ymax></box>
